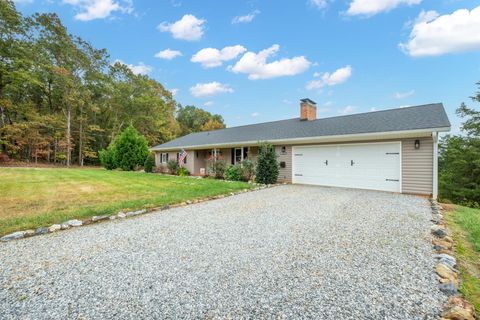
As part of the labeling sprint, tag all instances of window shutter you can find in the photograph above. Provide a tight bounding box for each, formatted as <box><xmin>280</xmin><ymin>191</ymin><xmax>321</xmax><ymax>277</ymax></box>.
<box><xmin>231</xmin><ymin>148</ymin><xmax>234</xmax><ymax>165</ymax></box>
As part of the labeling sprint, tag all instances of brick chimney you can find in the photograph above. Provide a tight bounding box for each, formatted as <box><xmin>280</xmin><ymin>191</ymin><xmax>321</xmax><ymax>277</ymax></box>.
<box><xmin>300</xmin><ymin>98</ymin><xmax>317</xmax><ymax>121</ymax></box>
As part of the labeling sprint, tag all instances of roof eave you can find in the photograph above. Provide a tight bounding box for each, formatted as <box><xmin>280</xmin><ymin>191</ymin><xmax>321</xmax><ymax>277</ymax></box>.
<box><xmin>150</xmin><ymin>126</ymin><xmax>450</xmax><ymax>151</ymax></box>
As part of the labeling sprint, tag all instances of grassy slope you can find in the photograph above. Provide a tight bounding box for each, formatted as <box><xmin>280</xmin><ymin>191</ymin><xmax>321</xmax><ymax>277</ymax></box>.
<box><xmin>445</xmin><ymin>205</ymin><xmax>480</xmax><ymax>311</ymax></box>
<box><xmin>0</xmin><ymin>167</ymin><xmax>253</xmax><ymax>236</ymax></box>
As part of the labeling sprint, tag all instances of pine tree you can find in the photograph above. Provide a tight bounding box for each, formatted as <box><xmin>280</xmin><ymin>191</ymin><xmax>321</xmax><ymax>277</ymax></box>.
<box><xmin>255</xmin><ymin>143</ymin><xmax>279</xmax><ymax>184</ymax></box>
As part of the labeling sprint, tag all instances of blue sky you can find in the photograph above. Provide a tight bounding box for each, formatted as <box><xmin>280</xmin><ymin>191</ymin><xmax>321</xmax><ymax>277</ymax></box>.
<box><xmin>14</xmin><ymin>0</ymin><xmax>480</xmax><ymax>132</ymax></box>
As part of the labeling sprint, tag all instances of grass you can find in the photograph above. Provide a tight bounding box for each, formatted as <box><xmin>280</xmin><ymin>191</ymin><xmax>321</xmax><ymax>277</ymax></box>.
<box><xmin>0</xmin><ymin>167</ymin><xmax>254</xmax><ymax>236</ymax></box>
<box><xmin>444</xmin><ymin>204</ymin><xmax>480</xmax><ymax>311</ymax></box>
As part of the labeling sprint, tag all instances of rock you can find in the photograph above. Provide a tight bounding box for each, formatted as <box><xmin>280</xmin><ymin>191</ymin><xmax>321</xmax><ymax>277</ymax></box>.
<box><xmin>60</xmin><ymin>223</ymin><xmax>70</xmax><ymax>230</ymax></box>
<box><xmin>126</xmin><ymin>209</ymin><xmax>146</xmax><ymax>217</ymax></box>
<box><xmin>117</xmin><ymin>212</ymin><xmax>126</xmax><ymax>218</ymax></box>
<box><xmin>448</xmin><ymin>296</ymin><xmax>475</xmax><ymax>315</ymax></box>
<box><xmin>442</xmin><ymin>306</ymin><xmax>474</xmax><ymax>320</ymax></box>
<box><xmin>109</xmin><ymin>215</ymin><xmax>117</xmax><ymax>220</ymax></box>
<box><xmin>431</xmin><ymin>225</ymin><xmax>447</xmax><ymax>238</ymax></box>
<box><xmin>92</xmin><ymin>215</ymin><xmax>109</xmax><ymax>222</ymax></box>
<box><xmin>439</xmin><ymin>282</ymin><xmax>458</xmax><ymax>296</ymax></box>
<box><xmin>161</xmin><ymin>205</ymin><xmax>170</xmax><ymax>210</ymax></box>
<box><xmin>24</xmin><ymin>230</ymin><xmax>35</xmax><ymax>237</ymax></box>
<box><xmin>35</xmin><ymin>227</ymin><xmax>49</xmax><ymax>235</ymax></box>
<box><xmin>66</xmin><ymin>219</ymin><xmax>82</xmax><ymax>227</ymax></box>
<box><xmin>230</xmin><ymin>192</ymin><xmax>235</xmax><ymax>196</ymax></box>
<box><xmin>433</xmin><ymin>239</ymin><xmax>453</xmax><ymax>250</ymax></box>
<box><xmin>436</xmin><ymin>263</ymin><xmax>457</xmax><ymax>282</ymax></box>
<box><xmin>444</xmin><ymin>236</ymin><xmax>454</xmax><ymax>244</ymax></box>
<box><xmin>1</xmin><ymin>231</ymin><xmax>25</xmax><ymax>242</ymax></box>
<box><xmin>48</xmin><ymin>224</ymin><xmax>61</xmax><ymax>233</ymax></box>
<box><xmin>186</xmin><ymin>200</ymin><xmax>192</xmax><ymax>205</ymax></box>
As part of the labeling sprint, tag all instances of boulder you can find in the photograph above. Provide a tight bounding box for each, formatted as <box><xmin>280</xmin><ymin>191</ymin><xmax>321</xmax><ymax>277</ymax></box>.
<box><xmin>66</xmin><ymin>219</ymin><xmax>82</xmax><ymax>227</ymax></box>
<box><xmin>1</xmin><ymin>231</ymin><xmax>25</xmax><ymax>242</ymax></box>
<box><xmin>117</xmin><ymin>212</ymin><xmax>126</xmax><ymax>218</ymax></box>
<box><xmin>92</xmin><ymin>215</ymin><xmax>109</xmax><ymax>222</ymax></box>
<box><xmin>24</xmin><ymin>230</ymin><xmax>35</xmax><ymax>237</ymax></box>
<box><xmin>442</xmin><ymin>306</ymin><xmax>474</xmax><ymax>320</ymax></box>
<box><xmin>439</xmin><ymin>282</ymin><xmax>458</xmax><ymax>296</ymax></box>
<box><xmin>433</xmin><ymin>239</ymin><xmax>453</xmax><ymax>250</ymax></box>
<box><xmin>48</xmin><ymin>224</ymin><xmax>61</xmax><ymax>233</ymax></box>
<box><xmin>35</xmin><ymin>227</ymin><xmax>49</xmax><ymax>235</ymax></box>
<box><xmin>436</xmin><ymin>263</ymin><xmax>458</xmax><ymax>282</ymax></box>
<box><xmin>431</xmin><ymin>225</ymin><xmax>447</xmax><ymax>238</ymax></box>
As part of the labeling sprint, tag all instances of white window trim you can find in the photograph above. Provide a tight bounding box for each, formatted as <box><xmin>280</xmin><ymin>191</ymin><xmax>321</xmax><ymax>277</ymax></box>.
<box><xmin>161</xmin><ymin>153</ymin><xmax>168</xmax><ymax>164</ymax></box>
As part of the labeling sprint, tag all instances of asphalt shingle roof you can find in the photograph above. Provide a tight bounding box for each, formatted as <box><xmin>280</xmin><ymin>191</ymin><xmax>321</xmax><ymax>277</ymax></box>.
<box><xmin>152</xmin><ymin>103</ymin><xmax>450</xmax><ymax>150</ymax></box>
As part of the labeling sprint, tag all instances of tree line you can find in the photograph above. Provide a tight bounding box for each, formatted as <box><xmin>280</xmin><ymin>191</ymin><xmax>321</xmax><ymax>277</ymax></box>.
<box><xmin>0</xmin><ymin>1</ymin><xmax>225</xmax><ymax>166</ymax></box>
<box><xmin>439</xmin><ymin>83</ymin><xmax>480</xmax><ymax>208</ymax></box>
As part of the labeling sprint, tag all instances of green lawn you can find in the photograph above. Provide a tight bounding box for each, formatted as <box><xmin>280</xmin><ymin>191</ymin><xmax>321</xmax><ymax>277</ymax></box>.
<box><xmin>0</xmin><ymin>167</ymin><xmax>253</xmax><ymax>236</ymax></box>
<box><xmin>445</xmin><ymin>205</ymin><xmax>480</xmax><ymax>311</ymax></box>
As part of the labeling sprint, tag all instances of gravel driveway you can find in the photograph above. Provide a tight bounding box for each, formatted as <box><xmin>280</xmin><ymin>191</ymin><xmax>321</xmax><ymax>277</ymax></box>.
<box><xmin>0</xmin><ymin>185</ymin><xmax>445</xmax><ymax>319</ymax></box>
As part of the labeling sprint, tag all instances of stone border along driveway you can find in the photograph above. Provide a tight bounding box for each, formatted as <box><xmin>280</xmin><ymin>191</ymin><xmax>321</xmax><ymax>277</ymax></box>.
<box><xmin>430</xmin><ymin>200</ymin><xmax>477</xmax><ymax>320</ymax></box>
<box><xmin>0</xmin><ymin>183</ymin><xmax>275</xmax><ymax>242</ymax></box>
<box><xmin>1</xmin><ymin>185</ymin><xmax>451</xmax><ymax>319</ymax></box>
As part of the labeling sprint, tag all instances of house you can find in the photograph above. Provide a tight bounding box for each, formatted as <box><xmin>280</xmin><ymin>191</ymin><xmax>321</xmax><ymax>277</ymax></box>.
<box><xmin>151</xmin><ymin>99</ymin><xmax>450</xmax><ymax>198</ymax></box>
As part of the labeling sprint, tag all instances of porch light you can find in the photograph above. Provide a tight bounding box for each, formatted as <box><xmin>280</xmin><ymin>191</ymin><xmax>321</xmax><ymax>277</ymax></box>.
<box><xmin>414</xmin><ymin>140</ymin><xmax>420</xmax><ymax>149</ymax></box>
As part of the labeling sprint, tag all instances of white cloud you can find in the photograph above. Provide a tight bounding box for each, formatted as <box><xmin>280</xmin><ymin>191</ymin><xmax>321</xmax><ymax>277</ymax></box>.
<box><xmin>251</xmin><ymin>112</ymin><xmax>260</xmax><ymax>117</ymax></box>
<box><xmin>191</xmin><ymin>45</ymin><xmax>247</xmax><ymax>68</ymax></box>
<box><xmin>306</xmin><ymin>65</ymin><xmax>352</xmax><ymax>90</ymax></box>
<box><xmin>114</xmin><ymin>59</ymin><xmax>152</xmax><ymax>75</ymax></box>
<box><xmin>63</xmin><ymin>0</ymin><xmax>133</xmax><ymax>21</ymax></box>
<box><xmin>158</xmin><ymin>14</ymin><xmax>205</xmax><ymax>41</ymax></box>
<box><xmin>229</xmin><ymin>44</ymin><xmax>310</xmax><ymax>80</ymax></box>
<box><xmin>203</xmin><ymin>101</ymin><xmax>214</xmax><ymax>107</ymax></box>
<box><xmin>394</xmin><ymin>89</ymin><xmax>415</xmax><ymax>99</ymax></box>
<box><xmin>309</xmin><ymin>0</ymin><xmax>329</xmax><ymax>9</ymax></box>
<box><xmin>190</xmin><ymin>82</ymin><xmax>234</xmax><ymax>98</ymax></box>
<box><xmin>400</xmin><ymin>6</ymin><xmax>480</xmax><ymax>57</ymax></box>
<box><xmin>339</xmin><ymin>105</ymin><xmax>357</xmax><ymax>115</ymax></box>
<box><xmin>169</xmin><ymin>88</ymin><xmax>179</xmax><ymax>96</ymax></box>
<box><xmin>232</xmin><ymin>10</ymin><xmax>260</xmax><ymax>24</ymax></box>
<box><xmin>154</xmin><ymin>49</ymin><xmax>182</xmax><ymax>60</ymax></box>
<box><xmin>346</xmin><ymin>0</ymin><xmax>421</xmax><ymax>16</ymax></box>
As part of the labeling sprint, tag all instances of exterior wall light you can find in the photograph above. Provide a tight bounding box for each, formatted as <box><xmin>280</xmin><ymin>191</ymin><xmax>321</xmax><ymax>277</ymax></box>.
<box><xmin>414</xmin><ymin>139</ymin><xmax>420</xmax><ymax>149</ymax></box>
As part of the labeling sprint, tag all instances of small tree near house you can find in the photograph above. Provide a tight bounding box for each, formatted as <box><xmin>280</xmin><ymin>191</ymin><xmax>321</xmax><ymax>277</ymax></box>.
<box><xmin>255</xmin><ymin>143</ymin><xmax>279</xmax><ymax>184</ymax></box>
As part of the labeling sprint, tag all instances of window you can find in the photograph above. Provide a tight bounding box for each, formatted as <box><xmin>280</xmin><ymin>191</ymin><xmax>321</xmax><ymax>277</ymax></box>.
<box><xmin>281</xmin><ymin>146</ymin><xmax>287</xmax><ymax>155</ymax></box>
<box><xmin>161</xmin><ymin>153</ymin><xmax>168</xmax><ymax>163</ymax></box>
<box><xmin>234</xmin><ymin>147</ymin><xmax>249</xmax><ymax>164</ymax></box>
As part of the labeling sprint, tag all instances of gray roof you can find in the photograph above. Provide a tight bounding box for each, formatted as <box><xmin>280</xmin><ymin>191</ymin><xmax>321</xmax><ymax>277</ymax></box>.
<box><xmin>152</xmin><ymin>103</ymin><xmax>450</xmax><ymax>150</ymax></box>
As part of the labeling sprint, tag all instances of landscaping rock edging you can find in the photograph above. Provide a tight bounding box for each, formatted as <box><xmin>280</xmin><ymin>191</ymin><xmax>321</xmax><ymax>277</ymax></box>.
<box><xmin>430</xmin><ymin>199</ymin><xmax>477</xmax><ymax>320</ymax></box>
<box><xmin>0</xmin><ymin>183</ymin><xmax>278</xmax><ymax>243</ymax></box>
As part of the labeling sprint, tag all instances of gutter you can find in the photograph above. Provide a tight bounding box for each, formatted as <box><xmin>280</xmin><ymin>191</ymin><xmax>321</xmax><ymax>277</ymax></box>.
<box><xmin>150</xmin><ymin>127</ymin><xmax>451</xmax><ymax>152</ymax></box>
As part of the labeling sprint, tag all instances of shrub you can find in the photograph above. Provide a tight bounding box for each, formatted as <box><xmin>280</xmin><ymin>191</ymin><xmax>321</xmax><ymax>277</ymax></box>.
<box><xmin>225</xmin><ymin>164</ymin><xmax>243</xmax><ymax>181</ymax></box>
<box><xmin>114</xmin><ymin>125</ymin><xmax>149</xmax><ymax>171</ymax></box>
<box><xmin>144</xmin><ymin>153</ymin><xmax>155</xmax><ymax>173</ymax></box>
<box><xmin>99</xmin><ymin>144</ymin><xmax>117</xmax><ymax>170</ymax></box>
<box><xmin>240</xmin><ymin>159</ymin><xmax>255</xmax><ymax>181</ymax></box>
<box><xmin>99</xmin><ymin>125</ymin><xmax>149</xmax><ymax>171</ymax></box>
<box><xmin>207</xmin><ymin>159</ymin><xmax>226</xmax><ymax>179</ymax></box>
<box><xmin>256</xmin><ymin>143</ymin><xmax>279</xmax><ymax>184</ymax></box>
<box><xmin>177</xmin><ymin>167</ymin><xmax>189</xmax><ymax>176</ymax></box>
<box><xmin>167</xmin><ymin>160</ymin><xmax>178</xmax><ymax>174</ymax></box>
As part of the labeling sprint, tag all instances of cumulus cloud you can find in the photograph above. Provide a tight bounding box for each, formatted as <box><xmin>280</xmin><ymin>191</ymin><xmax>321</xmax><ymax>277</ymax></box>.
<box><xmin>190</xmin><ymin>82</ymin><xmax>234</xmax><ymax>97</ymax></box>
<box><xmin>191</xmin><ymin>45</ymin><xmax>246</xmax><ymax>68</ymax></box>
<box><xmin>158</xmin><ymin>14</ymin><xmax>206</xmax><ymax>41</ymax></box>
<box><xmin>229</xmin><ymin>45</ymin><xmax>310</xmax><ymax>80</ymax></box>
<box><xmin>63</xmin><ymin>0</ymin><xmax>133</xmax><ymax>21</ymax></box>
<box><xmin>306</xmin><ymin>65</ymin><xmax>352</xmax><ymax>90</ymax></box>
<box><xmin>346</xmin><ymin>0</ymin><xmax>421</xmax><ymax>16</ymax></box>
<box><xmin>251</xmin><ymin>112</ymin><xmax>260</xmax><ymax>117</ymax></box>
<box><xmin>154</xmin><ymin>49</ymin><xmax>182</xmax><ymax>60</ymax></box>
<box><xmin>400</xmin><ymin>6</ymin><xmax>480</xmax><ymax>57</ymax></box>
<box><xmin>114</xmin><ymin>59</ymin><xmax>152</xmax><ymax>75</ymax></box>
<box><xmin>394</xmin><ymin>89</ymin><xmax>415</xmax><ymax>99</ymax></box>
<box><xmin>232</xmin><ymin>10</ymin><xmax>260</xmax><ymax>24</ymax></box>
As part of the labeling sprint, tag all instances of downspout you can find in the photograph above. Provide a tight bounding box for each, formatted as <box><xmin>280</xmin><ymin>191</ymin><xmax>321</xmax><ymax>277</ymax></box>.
<box><xmin>432</xmin><ymin>131</ymin><xmax>439</xmax><ymax>200</ymax></box>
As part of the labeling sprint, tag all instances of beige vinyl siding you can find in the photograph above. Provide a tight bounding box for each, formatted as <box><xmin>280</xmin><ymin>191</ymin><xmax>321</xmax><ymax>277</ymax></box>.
<box><xmin>402</xmin><ymin>138</ymin><xmax>433</xmax><ymax>195</ymax></box>
<box><xmin>275</xmin><ymin>145</ymin><xmax>292</xmax><ymax>182</ymax></box>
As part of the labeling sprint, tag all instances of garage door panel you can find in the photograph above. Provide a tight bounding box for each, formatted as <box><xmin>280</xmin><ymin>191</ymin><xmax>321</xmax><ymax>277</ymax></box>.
<box><xmin>293</xmin><ymin>142</ymin><xmax>401</xmax><ymax>192</ymax></box>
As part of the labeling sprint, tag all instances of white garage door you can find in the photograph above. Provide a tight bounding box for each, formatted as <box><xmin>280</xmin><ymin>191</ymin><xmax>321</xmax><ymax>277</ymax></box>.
<box><xmin>292</xmin><ymin>142</ymin><xmax>401</xmax><ymax>192</ymax></box>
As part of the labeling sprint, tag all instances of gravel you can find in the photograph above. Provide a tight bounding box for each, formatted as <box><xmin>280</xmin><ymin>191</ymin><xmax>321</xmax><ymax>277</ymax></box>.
<box><xmin>0</xmin><ymin>185</ymin><xmax>446</xmax><ymax>319</ymax></box>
